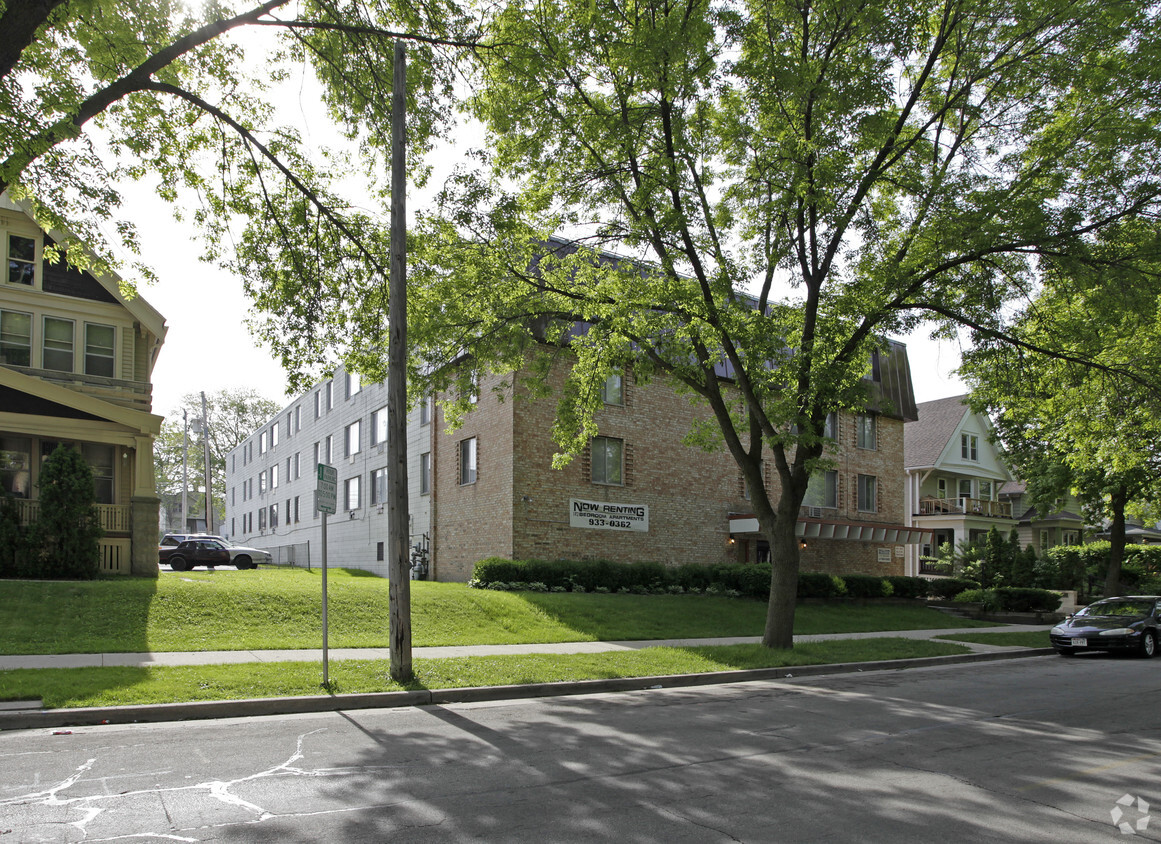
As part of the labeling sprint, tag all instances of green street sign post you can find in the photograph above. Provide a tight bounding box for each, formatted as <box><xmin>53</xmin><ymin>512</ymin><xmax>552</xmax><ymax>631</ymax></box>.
<box><xmin>316</xmin><ymin>463</ymin><xmax>337</xmax><ymax>684</ymax></box>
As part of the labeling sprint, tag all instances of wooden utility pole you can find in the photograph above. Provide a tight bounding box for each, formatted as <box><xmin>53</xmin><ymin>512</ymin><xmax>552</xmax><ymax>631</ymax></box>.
<box><xmin>387</xmin><ymin>39</ymin><xmax>413</xmax><ymax>683</ymax></box>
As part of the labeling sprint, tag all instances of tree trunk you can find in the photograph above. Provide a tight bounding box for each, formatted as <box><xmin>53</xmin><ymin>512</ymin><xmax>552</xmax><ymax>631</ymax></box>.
<box><xmin>1104</xmin><ymin>484</ymin><xmax>1128</xmax><ymax>598</ymax></box>
<box><xmin>761</xmin><ymin>499</ymin><xmax>802</xmax><ymax>649</ymax></box>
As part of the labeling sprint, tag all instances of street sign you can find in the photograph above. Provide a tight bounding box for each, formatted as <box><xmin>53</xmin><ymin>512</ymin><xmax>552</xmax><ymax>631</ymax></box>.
<box><xmin>316</xmin><ymin>463</ymin><xmax>337</xmax><ymax>515</ymax></box>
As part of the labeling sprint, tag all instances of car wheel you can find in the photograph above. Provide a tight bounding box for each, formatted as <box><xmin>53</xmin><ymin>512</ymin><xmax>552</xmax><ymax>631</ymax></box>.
<box><xmin>1140</xmin><ymin>630</ymin><xmax>1157</xmax><ymax>659</ymax></box>
<box><xmin>235</xmin><ymin>555</ymin><xmax>253</xmax><ymax>570</ymax></box>
<box><xmin>1055</xmin><ymin>648</ymin><xmax>1075</xmax><ymax>657</ymax></box>
<box><xmin>170</xmin><ymin>556</ymin><xmax>188</xmax><ymax>572</ymax></box>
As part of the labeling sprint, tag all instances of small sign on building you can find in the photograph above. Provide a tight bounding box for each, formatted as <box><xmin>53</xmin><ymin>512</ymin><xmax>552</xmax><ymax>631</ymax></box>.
<box><xmin>570</xmin><ymin>498</ymin><xmax>649</xmax><ymax>532</ymax></box>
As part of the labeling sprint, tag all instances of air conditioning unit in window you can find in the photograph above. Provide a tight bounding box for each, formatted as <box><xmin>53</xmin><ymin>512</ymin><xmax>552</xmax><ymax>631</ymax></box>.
<box><xmin>808</xmin><ymin>507</ymin><xmax>823</xmax><ymax>518</ymax></box>
<box><xmin>377</xmin><ymin>443</ymin><xmax>385</xmax><ymax>454</ymax></box>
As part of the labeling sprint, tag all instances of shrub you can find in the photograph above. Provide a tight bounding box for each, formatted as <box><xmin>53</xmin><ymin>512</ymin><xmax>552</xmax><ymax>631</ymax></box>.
<box><xmin>994</xmin><ymin>587</ymin><xmax>1062</xmax><ymax>613</ymax></box>
<box><xmin>34</xmin><ymin>445</ymin><xmax>102</xmax><ymax>579</ymax></box>
<box><xmin>884</xmin><ymin>576</ymin><xmax>930</xmax><ymax>599</ymax></box>
<box><xmin>798</xmin><ymin>572</ymin><xmax>846</xmax><ymax>599</ymax></box>
<box><xmin>954</xmin><ymin>588</ymin><xmax>999</xmax><ymax>612</ymax></box>
<box><xmin>927</xmin><ymin>577</ymin><xmax>981</xmax><ymax>601</ymax></box>
<box><xmin>842</xmin><ymin>574</ymin><xmax>891</xmax><ymax>599</ymax></box>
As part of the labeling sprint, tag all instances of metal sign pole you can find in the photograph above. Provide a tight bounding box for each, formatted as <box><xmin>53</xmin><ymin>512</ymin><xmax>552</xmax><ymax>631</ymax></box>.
<box><xmin>321</xmin><ymin>510</ymin><xmax>328</xmax><ymax>686</ymax></box>
<box><xmin>315</xmin><ymin>462</ymin><xmax>337</xmax><ymax>688</ymax></box>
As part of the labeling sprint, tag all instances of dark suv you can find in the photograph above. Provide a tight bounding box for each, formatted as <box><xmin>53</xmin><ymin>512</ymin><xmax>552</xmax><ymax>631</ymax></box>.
<box><xmin>164</xmin><ymin>539</ymin><xmax>231</xmax><ymax>572</ymax></box>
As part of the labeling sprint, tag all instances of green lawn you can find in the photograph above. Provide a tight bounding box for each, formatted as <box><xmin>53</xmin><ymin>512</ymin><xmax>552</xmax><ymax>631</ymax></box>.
<box><xmin>0</xmin><ymin>567</ymin><xmax>998</xmax><ymax>654</ymax></box>
<box><xmin>0</xmin><ymin>638</ymin><xmax>973</xmax><ymax>709</ymax></box>
<box><xmin>936</xmin><ymin>630</ymin><xmax>1054</xmax><ymax>648</ymax></box>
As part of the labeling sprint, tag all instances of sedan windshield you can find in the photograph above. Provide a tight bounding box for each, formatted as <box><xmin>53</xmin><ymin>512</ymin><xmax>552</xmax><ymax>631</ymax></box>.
<box><xmin>1076</xmin><ymin>601</ymin><xmax>1154</xmax><ymax>618</ymax></box>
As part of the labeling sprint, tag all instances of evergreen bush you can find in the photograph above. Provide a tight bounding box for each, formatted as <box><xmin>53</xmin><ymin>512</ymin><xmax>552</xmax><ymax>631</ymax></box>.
<box><xmin>34</xmin><ymin>445</ymin><xmax>102</xmax><ymax>579</ymax></box>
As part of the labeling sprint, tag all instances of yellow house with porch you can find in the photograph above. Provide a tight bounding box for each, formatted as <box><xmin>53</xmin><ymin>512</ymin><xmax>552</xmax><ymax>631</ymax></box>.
<box><xmin>1</xmin><ymin>193</ymin><xmax>166</xmax><ymax>576</ymax></box>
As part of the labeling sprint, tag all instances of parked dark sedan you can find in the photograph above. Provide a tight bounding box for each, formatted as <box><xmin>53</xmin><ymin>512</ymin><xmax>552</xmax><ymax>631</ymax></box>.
<box><xmin>1050</xmin><ymin>596</ymin><xmax>1161</xmax><ymax>657</ymax></box>
<box><xmin>164</xmin><ymin>539</ymin><xmax>231</xmax><ymax>572</ymax></box>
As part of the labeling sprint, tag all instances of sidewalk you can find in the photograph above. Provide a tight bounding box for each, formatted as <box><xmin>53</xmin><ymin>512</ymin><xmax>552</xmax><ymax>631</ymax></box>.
<box><xmin>0</xmin><ymin>624</ymin><xmax>1051</xmax><ymax>670</ymax></box>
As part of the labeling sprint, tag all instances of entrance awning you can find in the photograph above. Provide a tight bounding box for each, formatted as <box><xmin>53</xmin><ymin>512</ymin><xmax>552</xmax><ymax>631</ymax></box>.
<box><xmin>729</xmin><ymin>514</ymin><xmax>932</xmax><ymax>545</ymax></box>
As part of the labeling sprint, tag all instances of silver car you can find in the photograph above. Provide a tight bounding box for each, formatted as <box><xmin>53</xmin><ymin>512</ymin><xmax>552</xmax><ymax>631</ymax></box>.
<box><xmin>159</xmin><ymin>533</ymin><xmax>272</xmax><ymax>570</ymax></box>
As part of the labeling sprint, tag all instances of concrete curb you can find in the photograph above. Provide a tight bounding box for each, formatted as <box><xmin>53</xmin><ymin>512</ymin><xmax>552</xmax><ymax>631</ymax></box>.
<box><xmin>0</xmin><ymin>648</ymin><xmax>1057</xmax><ymax>732</ymax></box>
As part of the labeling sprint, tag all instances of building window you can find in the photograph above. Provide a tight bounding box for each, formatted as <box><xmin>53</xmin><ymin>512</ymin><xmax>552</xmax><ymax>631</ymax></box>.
<box><xmin>978</xmin><ymin>479</ymin><xmax>993</xmax><ymax>500</ymax></box>
<box><xmin>420</xmin><ymin>395</ymin><xmax>432</xmax><ymax>425</ymax></box>
<box><xmin>347</xmin><ymin>371</ymin><xmax>361</xmax><ymax>397</ymax></box>
<box><xmin>420</xmin><ymin>451</ymin><xmax>431</xmax><ymax>495</ymax></box>
<box><xmin>936</xmin><ymin>478</ymin><xmax>948</xmax><ymax>499</ymax></box>
<box><xmin>957</xmin><ymin>478</ymin><xmax>972</xmax><ymax>499</ymax></box>
<box><xmin>591</xmin><ymin>436</ymin><xmax>623</xmax><ymax>485</ymax></box>
<box><xmin>804</xmin><ymin>470</ymin><xmax>838</xmax><ymax>509</ymax></box>
<box><xmin>345</xmin><ymin>420</ymin><xmax>361</xmax><ymax>456</ymax></box>
<box><xmin>1040</xmin><ymin>529</ymin><xmax>1050</xmax><ymax>552</ymax></box>
<box><xmin>824</xmin><ymin>413</ymin><xmax>838</xmax><ymax>440</ymax></box>
<box><xmin>295</xmin><ymin>406</ymin><xmax>301</xmax><ymax>432</ymax></box>
<box><xmin>856</xmin><ymin>414</ymin><xmax>876</xmax><ymax>450</ymax></box>
<box><xmin>371</xmin><ymin>406</ymin><xmax>388</xmax><ymax>445</ymax></box>
<box><xmin>325</xmin><ymin>380</ymin><xmax>333</xmax><ymax>410</ymax></box>
<box><xmin>83</xmin><ymin>324</ymin><xmax>116</xmax><ymax>377</ymax></box>
<box><xmin>376</xmin><ymin>541</ymin><xmax>384</xmax><ymax>562</ymax></box>
<box><xmin>7</xmin><ymin>235</ymin><xmax>35</xmax><ymax>286</ymax></box>
<box><xmin>468</xmin><ymin>372</ymin><xmax>479</xmax><ymax>404</ymax></box>
<box><xmin>600</xmin><ymin>371</ymin><xmax>623</xmax><ymax>405</ymax></box>
<box><xmin>857</xmin><ymin>474</ymin><xmax>877</xmax><ymax>512</ymax></box>
<box><xmin>325</xmin><ymin>435</ymin><xmax>333</xmax><ymax>464</ymax></box>
<box><xmin>313</xmin><ymin>441</ymin><xmax>320</xmax><ymax>469</ymax></box>
<box><xmin>459</xmin><ymin>437</ymin><xmax>477</xmax><ymax>485</ymax></box>
<box><xmin>371</xmin><ymin>467</ymin><xmax>387</xmax><ymax>505</ymax></box>
<box><xmin>259</xmin><ymin>507</ymin><xmax>267</xmax><ymax>531</ymax></box>
<box><xmin>42</xmin><ymin>316</ymin><xmax>74</xmax><ymax>372</ymax></box>
<box><xmin>1063</xmin><ymin>529</ymin><xmax>1079</xmax><ymax>545</ymax></box>
<box><xmin>80</xmin><ymin>444</ymin><xmax>115</xmax><ymax>504</ymax></box>
<box><xmin>961</xmin><ymin>433</ymin><xmax>979</xmax><ymax>461</ymax></box>
<box><xmin>0</xmin><ymin>310</ymin><xmax>31</xmax><ymax>366</ymax></box>
<box><xmin>270</xmin><ymin>422</ymin><xmax>279</xmax><ymax>448</ymax></box>
<box><xmin>294</xmin><ymin>495</ymin><xmax>300</xmax><ymax>523</ymax></box>
<box><xmin>258</xmin><ymin>470</ymin><xmax>267</xmax><ymax>495</ymax></box>
<box><xmin>270</xmin><ymin>503</ymin><xmax>279</xmax><ymax>528</ymax></box>
<box><xmin>0</xmin><ymin>436</ymin><xmax>32</xmax><ymax>497</ymax></box>
<box><xmin>345</xmin><ymin>475</ymin><xmax>361</xmax><ymax>511</ymax></box>
<box><xmin>314</xmin><ymin>391</ymin><xmax>320</xmax><ymax>419</ymax></box>
<box><xmin>293</xmin><ymin>452</ymin><xmax>300</xmax><ymax>480</ymax></box>
<box><xmin>259</xmin><ymin>431</ymin><xmax>267</xmax><ymax>454</ymax></box>
<box><xmin>271</xmin><ymin>463</ymin><xmax>279</xmax><ymax>489</ymax></box>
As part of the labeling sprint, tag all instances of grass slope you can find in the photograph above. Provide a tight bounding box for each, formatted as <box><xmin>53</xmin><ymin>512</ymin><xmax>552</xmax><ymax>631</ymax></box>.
<box><xmin>0</xmin><ymin>568</ymin><xmax>997</xmax><ymax>655</ymax></box>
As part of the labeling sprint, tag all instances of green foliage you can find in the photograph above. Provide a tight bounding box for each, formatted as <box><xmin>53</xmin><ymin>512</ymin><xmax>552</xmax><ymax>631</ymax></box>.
<box><xmin>472</xmin><ymin>558</ymin><xmax>927</xmax><ymax>603</ymax></box>
<box><xmin>993</xmin><ymin>588</ymin><xmax>1062</xmax><ymax>613</ymax></box>
<box><xmin>954</xmin><ymin>589</ymin><xmax>1000</xmax><ymax>612</ymax></box>
<box><xmin>0</xmin><ymin>494</ymin><xmax>37</xmax><ymax>578</ymax></box>
<box><xmin>927</xmin><ymin>578</ymin><xmax>982</xmax><ymax>601</ymax></box>
<box><xmin>33</xmin><ymin>446</ymin><xmax>103</xmax><ymax>580</ymax></box>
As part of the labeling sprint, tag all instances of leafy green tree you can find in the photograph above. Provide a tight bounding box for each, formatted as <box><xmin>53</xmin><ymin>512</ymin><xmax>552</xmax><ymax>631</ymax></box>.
<box><xmin>155</xmin><ymin>389</ymin><xmax>281</xmax><ymax>529</ymax></box>
<box><xmin>248</xmin><ymin>0</ymin><xmax>1161</xmax><ymax>647</ymax></box>
<box><xmin>1</xmin><ymin>0</ymin><xmax>468</xmax><ymax>296</ymax></box>
<box><xmin>35</xmin><ymin>444</ymin><xmax>102</xmax><ymax>579</ymax></box>
<box><xmin>963</xmin><ymin>224</ymin><xmax>1161</xmax><ymax>597</ymax></box>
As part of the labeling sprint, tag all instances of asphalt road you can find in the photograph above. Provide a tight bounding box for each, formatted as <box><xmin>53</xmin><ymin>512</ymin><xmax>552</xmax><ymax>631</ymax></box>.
<box><xmin>2</xmin><ymin>653</ymin><xmax>1159</xmax><ymax>842</ymax></box>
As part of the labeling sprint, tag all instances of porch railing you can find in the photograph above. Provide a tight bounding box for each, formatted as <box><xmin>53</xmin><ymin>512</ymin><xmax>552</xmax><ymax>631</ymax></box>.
<box><xmin>14</xmin><ymin>499</ymin><xmax>132</xmax><ymax>533</ymax></box>
<box><xmin>918</xmin><ymin>497</ymin><xmax>1012</xmax><ymax>518</ymax></box>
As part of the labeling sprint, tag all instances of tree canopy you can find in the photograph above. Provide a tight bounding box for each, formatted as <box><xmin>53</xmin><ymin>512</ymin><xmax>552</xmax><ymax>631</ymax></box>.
<box><xmin>962</xmin><ymin>222</ymin><xmax>1161</xmax><ymax>596</ymax></box>
<box><xmin>155</xmin><ymin>388</ymin><xmax>281</xmax><ymax>529</ymax></box>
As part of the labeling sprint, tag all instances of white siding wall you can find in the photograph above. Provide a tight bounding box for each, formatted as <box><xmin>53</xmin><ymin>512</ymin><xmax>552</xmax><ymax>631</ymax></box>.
<box><xmin>224</xmin><ymin>365</ymin><xmax>430</xmax><ymax>578</ymax></box>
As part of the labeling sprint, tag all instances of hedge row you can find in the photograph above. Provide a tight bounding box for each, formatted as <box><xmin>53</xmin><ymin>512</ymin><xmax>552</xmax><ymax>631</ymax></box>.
<box><xmin>954</xmin><ymin>587</ymin><xmax>1063</xmax><ymax>613</ymax></box>
<box><xmin>472</xmin><ymin>557</ymin><xmax>946</xmax><ymax>600</ymax></box>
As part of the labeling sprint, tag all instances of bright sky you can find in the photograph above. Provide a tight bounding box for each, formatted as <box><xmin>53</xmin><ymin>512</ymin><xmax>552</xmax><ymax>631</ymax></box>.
<box><xmin>127</xmin><ymin>61</ymin><xmax>967</xmax><ymax>422</ymax></box>
<box><xmin>138</xmin><ymin>202</ymin><xmax>967</xmax><ymax>423</ymax></box>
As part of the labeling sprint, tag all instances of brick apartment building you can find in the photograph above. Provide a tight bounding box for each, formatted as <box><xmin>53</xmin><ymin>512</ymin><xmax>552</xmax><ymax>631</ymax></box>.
<box><xmin>432</xmin><ymin>344</ymin><xmax>926</xmax><ymax>582</ymax></box>
<box><xmin>227</xmin><ymin>342</ymin><xmax>926</xmax><ymax>581</ymax></box>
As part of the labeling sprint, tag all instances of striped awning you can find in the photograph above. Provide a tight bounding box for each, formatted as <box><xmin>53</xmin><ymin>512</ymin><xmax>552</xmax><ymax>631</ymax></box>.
<box><xmin>729</xmin><ymin>514</ymin><xmax>932</xmax><ymax>545</ymax></box>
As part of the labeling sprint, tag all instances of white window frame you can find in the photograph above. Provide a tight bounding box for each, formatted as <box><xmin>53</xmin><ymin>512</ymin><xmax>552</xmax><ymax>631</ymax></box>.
<box><xmin>345</xmin><ymin>475</ymin><xmax>361</xmax><ymax>511</ymax></box>
<box><xmin>459</xmin><ymin>437</ymin><xmax>477</xmax><ymax>485</ymax></box>
<box><xmin>83</xmin><ymin>323</ymin><xmax>116</xmax><ymax>377</ymax></box>
<box><xmin>42</xmin><ymin>315</ymin><xmax>74</xmax><ymax>372</ymax></box>
<box><xmin>6</xmin><ymin>234</ymin><xmax>37</xmax><ymax>286</ymax></box>
<box><xmin>961</xmin><ymin>433</ymin><xmax>979</xmax><ymax>461</ymax></box>
<box><xmin>0</xmin><ymin>309</ymin><xmax>32</xmax><ymax>367</ymax></box>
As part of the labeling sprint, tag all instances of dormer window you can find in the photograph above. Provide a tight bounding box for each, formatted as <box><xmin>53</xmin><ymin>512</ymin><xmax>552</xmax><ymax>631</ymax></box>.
<box><xmin>7</xmin><ymin>235</ymin><xmax>35</xmax><ymax>286</ymax></box>
<box><xmin>961</xmin><ymin>433</ymin><xmax>979</xmax><ymax>461</ymax></box>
